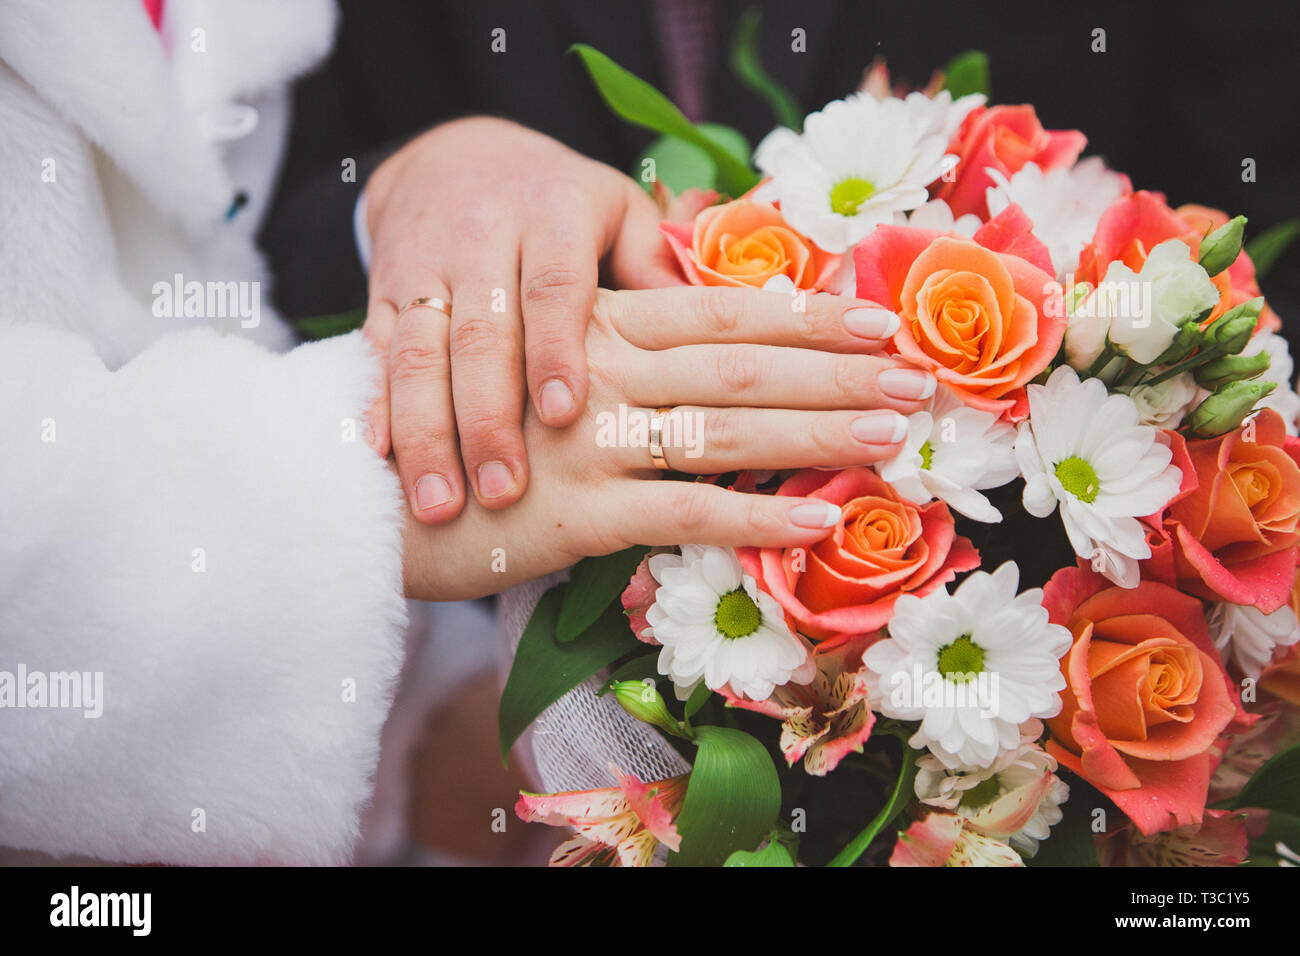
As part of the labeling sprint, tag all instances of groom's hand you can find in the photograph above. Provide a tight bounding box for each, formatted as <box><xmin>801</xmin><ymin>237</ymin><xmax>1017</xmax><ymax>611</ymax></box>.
<box><xmin>361</xmin><ymin>117</ymin><xmax>681</xmax><ymax>524</ymax></box>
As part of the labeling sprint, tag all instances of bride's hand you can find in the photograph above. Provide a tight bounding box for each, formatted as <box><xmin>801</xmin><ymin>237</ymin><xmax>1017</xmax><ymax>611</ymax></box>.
<box><xmin>400</xmin><ymin>285</ymin><xmax>937</xmax><ymax>601</ymax></box>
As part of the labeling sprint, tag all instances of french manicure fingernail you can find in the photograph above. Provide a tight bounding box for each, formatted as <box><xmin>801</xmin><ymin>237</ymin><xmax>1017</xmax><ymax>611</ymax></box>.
<box><xmin>415</xmin><ymin>473</ymin><xmax>453</xmax><ymax>511</ymax></box>
<box><xmin>843</xmin><ymin>307</ymin><xmax>900</xmax><ymax>340</ymax></box>
<box><xmin>538</xmin><ymin>378</ymin><xmax>575</xmax><ymax>420</ymax></box>
<box><xmin>851</xmin><ymin>410</ymin><xmax>908</xmax><ymax>444</ymax></box>
<box><xmin>878</xmin><ymin>368</ymin><xmax>937</xmax><ymax>401</ymax></box>
<box><xmin>477</xmin><ymin>460</ymin><xmax>515</xmax><ymax>499</ymax></box>
<box><xmin>789</xmin><ymin>501</ymin><xmax>843</xmax><ymax>529</ymax></box>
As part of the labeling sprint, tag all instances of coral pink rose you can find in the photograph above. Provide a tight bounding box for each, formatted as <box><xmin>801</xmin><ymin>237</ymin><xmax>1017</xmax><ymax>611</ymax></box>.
<box><xmin>1148</xmin><ymin>409</ymin><xmax>1300</xmax><ymax>613</ymax></box>
<box><xmin>737</xmin><ymin>468</ymin><xmax>979</xmax><ymax>650</ymax></box>
<box><xmin>855</xmin><ymin>204</ymin><xmax>1064</xmax><ymax>417</ymax></box>
<box><xmin>934</xmin><ymin>104</ymin><xmax>1086</xmax><ymax>218</ymax></box>
<box><xmin>1042</xmin><ymin>565</ymin><xmax>1251</xmax><ymax>835</ymax></box>
<box><xmin>660</xmin><ymin>197</ymin><xmax>840</xmax><ymax>290</ymax></box>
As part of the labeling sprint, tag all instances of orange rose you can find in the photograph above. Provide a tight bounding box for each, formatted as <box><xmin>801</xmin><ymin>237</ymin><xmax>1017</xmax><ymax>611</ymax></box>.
<box><xmin>855</xmin><ymin>205</ymin><xmax>1064</xmax><ymax>417</ymax></box>
<box><xmin>1042</xmin><ymin>566</ymin><xmax>1248</xmax><ymax>835</ymax></box>
<box><xmin>1260</xmin><ymin>562</ymin><xmax>1300</xmax><ymax>704</ymax></box>
<box><xmin>1151</xmin><ymin>410</ymin><xmax>1300</xmax><ymax>613</ymax></box>
<box><xmin>737</xmin><ymin>467</ymin><xmax>979</xmax><ymax>650</ymax></box>
<box><xmin>660</xmin><ymin>198</ymin><xmax>840</xmax><ymax>290</ymax></box>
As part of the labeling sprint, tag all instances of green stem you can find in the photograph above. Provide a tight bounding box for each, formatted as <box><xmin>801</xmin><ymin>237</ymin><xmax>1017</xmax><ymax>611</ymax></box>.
<box><xmin>1085</xmin><ymin>344</ymin><xmax>1118</xmax><ymax>380</ymax></box>
<box><xmin>827</xmin><ymin>745</ymin><xmax>918</xmax><ymax>867</ymax></box>
<box><xmin>1145</xmin><ymin>346</ymin><xmax>1223</xmax><ymax>387</ymax></box>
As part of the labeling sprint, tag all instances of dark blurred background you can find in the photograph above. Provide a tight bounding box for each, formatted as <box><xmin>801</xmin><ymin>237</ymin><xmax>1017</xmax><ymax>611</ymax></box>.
<box><xmin>264</xmin><ymin>0</ymin><xmax>1300</xmax><ymax>341</ymax></box>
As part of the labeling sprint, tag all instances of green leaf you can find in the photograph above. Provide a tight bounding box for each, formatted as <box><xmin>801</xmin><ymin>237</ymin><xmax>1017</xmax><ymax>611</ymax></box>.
<box><xmin>941</xmin><ymin>50</ymin><xmax>991</xmax><ymax>99</ymax></box>
<box><xmin>724</xmin><ymin>834</ymin><xmax>795</xmax><ymax>867</ymax></box>
<box><xmin>570</xmin><ymin>43</ymin><xmax>760</xmax><ymax>196</ymax></box>
<box><xmin>827</xmin><ymin>745</ymin><xmax>919</xmax><ymax>866</ymax></box>
<box><xmin>636</xmin><ymin>124</ymin><xmax>751</xmax><ymax>194</ymax></box>
<box><xmin>1213</xmin><ymin>742</ymin><xmax>1300</xmax><ymax>814</ymax></box>
<box><xmin>556</xmin><ymin>546</ymin><xmax>649</xmax><ymax>644</ymax></box>
<box><xmin>683</xmin><ymin>682</ymin><xmax>711</xmax><ymax>722</ymax></box>
<box><xmin>1245</xmin><ymin>810</ymin><xmax>1300</xmax><ymax>866</ymax></box>
<box><xmin>668</xmin><ymin>726</ymin><xmax>781</xmax><ymax>866</ymax></box>
<box><xmin>1026</xmin><ymin>771</ymin><xmax>1100</xmax><ymax>866</ymax></box>
<box><xmin>597</xmin><ymin>652</ymin><xmax>661</xmax><ymax>695</ymax></box>
<box><xmin>729</xmin><ymin>8</ymin><xmax>803</xmax><ymax>131</ymax></box>
<box><xmin>294</xmin><ymin>306</ymin><xmax>366</xmax><ymax>340</ymax></box>
<box><xmin>1244</xmin><ymin>219</ymin><xmax>1300</xmax><ymax>281</ymax></box>
<box><xmin>498</xmin><ymin>587</ymin><xmax>639</xmax><ymax>764</ymax></box>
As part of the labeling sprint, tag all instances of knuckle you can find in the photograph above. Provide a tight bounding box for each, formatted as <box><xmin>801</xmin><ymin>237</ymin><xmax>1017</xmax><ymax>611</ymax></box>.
<box><xmin>703</xmin><ymin>407</ymin><xmax>745</xmax><ymax>454</ymax></box>
<box><xmin>522</xmin><ymin>265</ymin><xmax>586</xmax><ymax>311</ymax></box>
<box><xmin>715</xmin><ymin>347</ymin><xmax>764</xmax><ymax>393</ymax></box>
<box><xmin>449</xmin><ymin>314</ymin><xmax>508</xmax><ymax>358</ymax></box>
<box><xmin>389</xmin><ymin>332</ymin><xmax>445</xmax><ymax>382</ymax></box>
<box><xmin>744</xmin><ymin>496</ymin><xmax>784</xmax><ymax>539</ymax></box>
<box><xmin>699</xmin><ymin>287</ymin><xmax>745</xmax><ymax>337</ymax></box>
<box><xmin>455</xmin><ymin>410</ymin><xmax>518</xmax><ymax>455</ymax></box>
<box><xmin>809</xmin><ymin>415</ymin><xmax>848</xmax><ymax>462</ymax></box>
<box><xmin>673</xmin><ymin>489</ymin><xmax>715</xmax><ymax>535</ymax></box>
<box><xmin>832</xmin><ymin>355</ymin><xmax>873</xmax><ymax>404</ymax></box>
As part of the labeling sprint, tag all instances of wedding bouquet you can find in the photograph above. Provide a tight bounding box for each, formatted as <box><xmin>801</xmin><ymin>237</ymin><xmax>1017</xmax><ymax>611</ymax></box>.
<box><xmin>501</xmin><ymin>28</ymin><xmax>1300</xmax><ymax>867</ymax></box>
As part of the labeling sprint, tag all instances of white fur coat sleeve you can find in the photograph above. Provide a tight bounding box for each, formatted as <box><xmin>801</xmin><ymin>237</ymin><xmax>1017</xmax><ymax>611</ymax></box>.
<box><xmin>0</xmin><ymin>324</ymin><xmax>409</xmax><ymax>865</ymax></box>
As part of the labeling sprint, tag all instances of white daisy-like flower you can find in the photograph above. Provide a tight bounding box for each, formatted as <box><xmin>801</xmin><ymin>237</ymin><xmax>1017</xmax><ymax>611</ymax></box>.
<box><xmin>1242</xmin><ymin>329</ymin><xmax>1300</xmax><ymax>436</ymax></box>
<box><xmin>753</xmin><ymin>94</ymin><xmax>959</xmax><ymax>253</ymax></box>
<box><xmin>1208</xmin><ymin>600</ymin><xmax>1300</xmax><ymax>679</ymax></box>
<box><xmin>876</xmin><ymin>386</ymin><xmax>1019</xmax><ymax>522</ymax></box>
<box><xmin>892</xmin><ymin>198</ymin><xmax>982</xmax><ymax>236</ymax></box>
<box><xmin>643</xmin><ymin>545</ymin><xmax>815</xmax><ymax>701</ymax></box>
<box><xmin>1015</xmin><ymin>366</ymin><xmax>1184</xmax><ymax>588</ymax></box>
<box><xmin>863</xmin><ymin>562</ymin><xmax>1072</xmax><ymax>770</ymax></box>
<box><xmin>914</xmin><ymin>720</ymin><xmax>1070</xmax><ymax>856</ymax></box>
<box><xmin>985</xmin><ymin>158</ymin><xmax>1129</xmax><ymax>280</ymax></box>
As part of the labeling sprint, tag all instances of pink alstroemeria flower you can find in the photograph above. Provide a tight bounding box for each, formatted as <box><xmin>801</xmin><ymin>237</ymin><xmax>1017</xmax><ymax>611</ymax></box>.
<box><xmin>722</xmin><ymin>633</ymin><xmax>878</xmax><ymax>776</ymax></box>
<box><xmin>1097</xmin><ymin>809</ymin><xmax>1249</xmax><ymax>867</ymax></box>
<box><xmin>890</xmin><ymin>768</ymin><xmax>1058</xmax><ymax>867</ymax></box>
<box><xmin>515</xmin><ymin>764</ymin><xmax>688</xmax><ymax>867</ymax></box>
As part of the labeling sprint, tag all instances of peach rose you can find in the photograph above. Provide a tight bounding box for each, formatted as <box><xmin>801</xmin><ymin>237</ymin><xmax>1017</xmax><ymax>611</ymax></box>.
<box><xmin>737</xmin><ymin>467</ymin><xmax>979</xmax><ymax>650</ymax></box>
<box><xmin>1043</xmin><ymin>565</ymin><xmax>1249</xmax><ymax>835</ymax></box>
<box><xmin>854</xmin><ymin>204</ymin><xmax>1064</xmax><ymax>417</ymax></box>
<box><xmin>934</xmin><ymin>104</ymin><xmax>1086</xmax><ymax>218</ymax></box>
<box><xmin>660</xmin><ymin>198</ymin><xmax>840</xmax><ymax>290</ymax></box>
<box><xmin>1150</xmin><ymin>409</ymin><xmax>1300</xmax><ymax>613</ymax></box>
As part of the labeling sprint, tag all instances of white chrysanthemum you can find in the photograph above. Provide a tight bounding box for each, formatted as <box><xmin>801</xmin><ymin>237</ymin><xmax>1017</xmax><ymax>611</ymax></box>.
<box><xmin>753</xmin><ymin>94</ymin><xmax>958</xmax><ymax>253</ymax></box>
<box><xmin>892</xmin><ymin>198</ymin><xmax>982</xmax><ymax>236</ymax></box>
<box><xmin>876</xmin><ymin>386</ymin><xmax>1019</xmax><ymax>522</ymax></box>
<box><xmin>863</xmin><ymin>562</ymin><xmax>1072</xmax><ymax>770</ymax></box>
<box><xmin>1243</xmin><ymin>329</ymin><xmax>1300</xmax><ymax>436</ymax></box>
<box><xmin>914</xmin><ymin>720</ymin><xmax>1070</xmax><ymax>856</ymax></box>
<box><xmin>1208</xmin><ymin>601</ymin><xmax>1300</xmax><ymax>679</ymax></box>
<box><xmin>643</xmin><ymin>545</ymin><xmax>814</xmax><ymax>701</ymax></box>
<box><xmin>985</xmin><ymin>158</ymin><xmax>1128</xmax><ymax>280</ymax></box>
<box><xmin>1015</xmin><ymin>366</ymin><xmax>1183</xmax><ymax>588</ymax></box>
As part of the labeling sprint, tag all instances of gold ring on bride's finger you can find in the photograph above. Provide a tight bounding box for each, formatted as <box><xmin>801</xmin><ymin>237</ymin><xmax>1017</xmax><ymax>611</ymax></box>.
<box><xmin>649</xmin><ymin>406</ymin><xmax>674</xmax><ymax>471</ymax></box>
<box><xmin>399</xmin><ymin>295</ymin><xmax>452</xmax><ymax>318</ymax></box>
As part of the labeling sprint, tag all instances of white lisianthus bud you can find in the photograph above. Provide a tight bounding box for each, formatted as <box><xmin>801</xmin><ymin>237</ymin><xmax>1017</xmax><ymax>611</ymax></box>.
<box><xmin>1064</xmin><ymin>304</ymin><xmax>1110</xmax><ymax>372</ymax></box>
<box><xmin>1100</xmin><ymin>240</ymin><xmax>1219</xmax><ymax>364</ymax></box>
<box><xmin>1120</xmin><ymin>372</ymin><xmax>1202</xmax><ymax>429</ymax></box>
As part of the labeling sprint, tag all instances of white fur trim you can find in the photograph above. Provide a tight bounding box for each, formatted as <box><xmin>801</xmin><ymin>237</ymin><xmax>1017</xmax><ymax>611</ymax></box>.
<box><xmin>0</xmin><ymin>325</ymin><xmax>408</xmax><ymax>865</ymax></box>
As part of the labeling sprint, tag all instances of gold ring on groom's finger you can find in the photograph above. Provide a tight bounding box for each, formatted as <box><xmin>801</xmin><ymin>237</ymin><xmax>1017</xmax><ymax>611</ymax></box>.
<box><xmin>399</xmin><ymin>296</ymin><xmax>453</xmax><ymax>318</ymax></box>
<box><xmin>649</xmin><ymin>406</ymin><xmax>674</xmax><ymax>471</ymax></box>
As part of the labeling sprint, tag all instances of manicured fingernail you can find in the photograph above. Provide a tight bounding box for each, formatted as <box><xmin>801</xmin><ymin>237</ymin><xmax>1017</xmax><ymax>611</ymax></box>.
<box><xmin>789</xmin><ymin>501</ymin><xmax>843</xmax><ymax>529</ymax></box>
<box><xmin>851</xmin><ymin>410</ymin><xmax>908</xmax><ymax>444</ymax></box>
<box><xmin>477</xmin><ymin>460</ymin><xmax>515</xmax><ymax>499</ymax></box>
<box><xmin>415</xmin><ymin>473</ymin><xmax>453</xmax><ymax>511</ymax></box>
<box><xmin>879</xmin><ymin>368</ymin><xmax>937</xmax><ymax>401</ymax></box>
<box><xmin>843</xmin><ymin>307</ymin><xmax>900</xmax><ymax>340</ymax></box>
<box><xmin>538</xmin><ymin>378</ymin><xmax>575</xmax><ymax>420</ymax></box>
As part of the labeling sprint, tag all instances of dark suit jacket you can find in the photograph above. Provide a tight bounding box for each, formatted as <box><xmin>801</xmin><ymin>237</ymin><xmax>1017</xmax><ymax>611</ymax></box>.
<box><xmin>262</xmin><ymin>0</ymin><xmax>1299</xmax><ymax>344</ymax></box>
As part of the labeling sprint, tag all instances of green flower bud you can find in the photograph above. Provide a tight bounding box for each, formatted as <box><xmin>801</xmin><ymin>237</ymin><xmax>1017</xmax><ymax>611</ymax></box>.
<box><xmin>1189</xmin><ymin>380</ymin><xmax>1277</xmax><ymax>438</ymax></box>
<box><xmin>1203</xmin><ymin>297</ymin><xmax>1265</xmax><ymax>354</ymax></box>
<box><xmin>1152</xmin><ymin>320</ymin><xmax>1203</xmax><ymax>366</ymax></box>
<box><xmin>610</xmin><ymin>679</ymin><xmax>690</xmax><ymax>739</ymax></box>
<box><xmin>1194</xmin><ymin>351</ymin><xmax>1272</xmax><ymax>389</ymax></box>
<box><xmin>1198</xmin><ymin>215</ymin><xmax>1247</xmax><ymax>277</ymax></box>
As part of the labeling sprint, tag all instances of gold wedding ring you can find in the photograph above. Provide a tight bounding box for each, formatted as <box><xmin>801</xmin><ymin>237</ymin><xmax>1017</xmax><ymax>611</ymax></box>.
<box><xmin>649</xmin><ymin>406</ymin><xmax>674</xmax><ymax>471</ymax></box>
<box><xmin>399</xmin><ymin>295</ymin><xmax>452</xmax><ymax>318</ymax></box>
